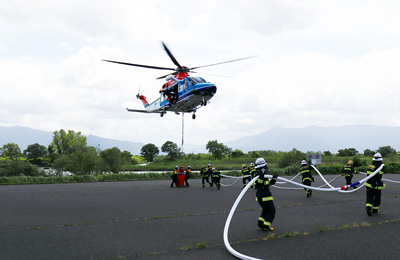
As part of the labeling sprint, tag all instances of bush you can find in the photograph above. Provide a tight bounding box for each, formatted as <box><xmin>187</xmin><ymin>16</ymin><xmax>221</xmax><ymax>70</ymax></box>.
<box><xmin>0</xmin><ymin>160</ymin><xmax>43</xmax><ymax>177</ymax></box>
<box><xmin>385</xmin><ymin>162</ymin><xmax>400</xmax><ymax>173</ymax></box>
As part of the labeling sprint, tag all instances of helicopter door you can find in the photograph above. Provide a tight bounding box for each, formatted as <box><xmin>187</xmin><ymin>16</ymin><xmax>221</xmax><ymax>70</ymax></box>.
<box><xmin>179</xmin><ymin>79</ymin><xmax>189</xmax><ymax>93</ymax></box>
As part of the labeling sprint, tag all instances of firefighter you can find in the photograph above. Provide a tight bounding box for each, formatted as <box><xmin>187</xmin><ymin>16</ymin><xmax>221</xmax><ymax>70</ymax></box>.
<box><xmin>249</xmin><ymin>163</ymin><xmax>256</xmax><ymax>189</ymax></box>
<box><xmin>254</xmin><ymin>157</ymin><xmax>277</xmax><ymax>231</ymax></box>
<box><xmin>170</xmin><ymin>166</ymin><xmax>178</xmax><ymax>188</ymax></box>
<box><xmin>185</xmin><ymin>166</ymin><xmax>191</xmax><ymax>187</ymax></box>
<box><xmin>178</xmin><ymin>165</ymin><xmax>185</xmax><ymax>175</ymax></box>
<box><xmin>211</xmin><ymin>167</ymin><xmax>221</xmax><ymax>190</ymax></box>
<box><xmin>242</xmin><ymin>164</ymin><xmax>251</xmax><ymax>188</ymax></box>
<box><xmin>342</xmin><ymin>160</ymin><xmax>359</xmax><ymax>188</ymax></box>
<box><xmin>207</xmin><ymin>164</ymin><xmax>214</xmax><ymax>187</ymax></box>
<box><xmin>300</xmin><ymin>160</ymin><xmax>314</xmax><ymax>197</ymax></box>
<box><xmin>365</xmin><ymin>153</ymin><xmax>386</xmax><ymax>216</ymax></box>
<box><xmin>200</xmin><ymin>165</ymin><xmax>210</xmax><ymax>188</ymax></box>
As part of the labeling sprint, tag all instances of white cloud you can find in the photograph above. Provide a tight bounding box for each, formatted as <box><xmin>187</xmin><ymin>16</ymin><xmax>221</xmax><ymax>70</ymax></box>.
<box><xmin>1</xmin><ymin>0</ymin><xmax>400</xmax><ymax>152</ymax></box>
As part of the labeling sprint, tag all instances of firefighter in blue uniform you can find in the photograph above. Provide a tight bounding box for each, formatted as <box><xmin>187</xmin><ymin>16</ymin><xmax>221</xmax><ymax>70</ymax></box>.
<box><xmin>365</xmin><ymin>153</ymin><xmax>386</xmax><ymax>216</ymax></box>
<box><xmin>242</xmin><ymin>164</ymin><xmax>251</xmax><ymax>188</ymax></box>
<box><xmin>300</xmin><ymin>160</ymin><xmax>314</xmax><ymax>197</ymax></box>
<box><xmin>254</xmin><ymin>157</ymin><xmax>277</xmax><ymax>231</ymax></box>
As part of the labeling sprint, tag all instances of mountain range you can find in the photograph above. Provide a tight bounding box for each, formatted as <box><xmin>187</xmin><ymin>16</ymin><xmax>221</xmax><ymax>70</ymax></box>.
<box><xmin>226</xmin><ymin>125</ymin><xmax>400</xmax><ymax>153</ymax></box>
<box><xmin>0</xmin><ymin>126</ymin><xmax>144</xmax><ymax>155</ymax></box>
<box><xmin>1</xmin><ymin>124</ymin><xmax>399</xmax><ymax>155</ymax></box>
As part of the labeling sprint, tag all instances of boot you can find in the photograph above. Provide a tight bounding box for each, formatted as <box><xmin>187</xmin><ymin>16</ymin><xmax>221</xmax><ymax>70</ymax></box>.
<box><xmin>257</xmin><ymin>220</ymin><xmax>263</xmax><ymax>228</ymax></box>
<box><xmin>366</xmin><ymin>207</ymin><xmax>372</xmax><ymax>216</ymax></box>
<box><xmin>372</xmin><ymin>208</ymin><xmax>379</xmax><ymax>214</ymax></box>
<box><xmin>263</xmin><ymin>225</ymin><xmax>274</xmax><ymax>231</ymax></box>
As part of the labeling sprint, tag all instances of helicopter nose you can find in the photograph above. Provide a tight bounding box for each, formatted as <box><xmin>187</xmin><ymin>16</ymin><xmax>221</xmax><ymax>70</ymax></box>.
<box><xmin>202</xmin><ymin>83</ymin><xmax>217</xmax><ymax>95</ymax></box>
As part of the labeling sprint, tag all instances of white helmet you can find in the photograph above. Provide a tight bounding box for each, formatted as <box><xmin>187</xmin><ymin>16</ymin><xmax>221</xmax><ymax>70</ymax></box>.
<box><xmin>373</xmin><ymin>153</ymin><xmax>383</xmax><ymax>161</ymax></box>
<box><xmin>301</xmin><ymin>160</ymin><xmax>307</xmax><ymax>165</ymax></box>
<box><xmin>255</xmin><ymin>158</ymin><xmax>267</xmax><ymax>168</ymax></box>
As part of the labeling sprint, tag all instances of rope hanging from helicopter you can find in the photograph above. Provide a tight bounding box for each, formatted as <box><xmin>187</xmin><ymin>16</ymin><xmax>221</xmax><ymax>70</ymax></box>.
<box><xmin>181</xmin><ymin>113</ymin><xmax>184</xmax><ymax>152</ymax></box>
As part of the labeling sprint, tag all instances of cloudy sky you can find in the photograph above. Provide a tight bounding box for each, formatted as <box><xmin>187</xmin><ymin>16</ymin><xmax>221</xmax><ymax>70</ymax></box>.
<box><xmin>1</xmin><ymin>0</ymin><xmax>400</xmax><ymax>152</ymax></box>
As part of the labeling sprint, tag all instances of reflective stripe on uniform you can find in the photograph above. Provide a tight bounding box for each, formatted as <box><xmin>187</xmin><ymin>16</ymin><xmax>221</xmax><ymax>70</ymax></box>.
<box><xmin>262</xmin><ymin>196</ymin><xmax>273</xmax><ymax>202</ymax></box>
<box><xmin>256</xmin><ymin>196</ymin><xmax>274</xmax><ymax>202</ymax></box>
<box><xmin>365</xmin><ymin>183</ymin><xmax>386</xmax><ymax>189</ymax></box>
<box><xmin>367</xmin><ymin>170</ymin><xmax>384</xmax><ymax>175</ymax></box>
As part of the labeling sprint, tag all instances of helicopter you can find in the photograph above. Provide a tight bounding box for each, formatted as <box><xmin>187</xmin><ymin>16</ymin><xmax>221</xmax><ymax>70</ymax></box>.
<box><xmin>103</xmin><ymin>42</ymin><xmax>253</xmax><ymax>119</ymax></box>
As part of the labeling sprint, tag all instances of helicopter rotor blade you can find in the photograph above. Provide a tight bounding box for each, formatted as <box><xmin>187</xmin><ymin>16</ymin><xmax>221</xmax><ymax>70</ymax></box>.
<box><xmin>156</xmin><ymin>72</ymin><xmax>177</xmax><ymax>80</ymax></box>
<box><xmin>103</xmin><ymin>59</ymin><xmax>176</xmax><ymax>71</ymax></box>
<box><xmin>189</xmin><ymin>55</ymin><xmax>257</xmax><ymax>70</ymax></box>
<box><xmin>161</xmin><ymin>42</ymin><xmax>183</xmax><ymax>69</ymax></box>
<box><xmin>189</xmin><ymin>71</ymin><xmax>233</xmax><ymax>78</ymax></box>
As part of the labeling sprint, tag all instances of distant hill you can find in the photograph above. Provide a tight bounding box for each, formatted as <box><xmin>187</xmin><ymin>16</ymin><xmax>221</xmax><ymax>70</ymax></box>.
<box><xmin>226</xmin><ymin>125</ymin><xmax>400</xmax><ymax>153</ymax></box>
<box><xmin>0</xmin><ymin>126</ymin><xmax>144</xmax><ymax>155</ymax></box>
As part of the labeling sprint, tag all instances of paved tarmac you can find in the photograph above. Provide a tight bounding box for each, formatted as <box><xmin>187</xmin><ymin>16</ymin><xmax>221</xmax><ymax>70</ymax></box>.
<box><xmin>1</xmin><ymin>174</ymin><xmax>400</xmax><ymax>260</ymax></box>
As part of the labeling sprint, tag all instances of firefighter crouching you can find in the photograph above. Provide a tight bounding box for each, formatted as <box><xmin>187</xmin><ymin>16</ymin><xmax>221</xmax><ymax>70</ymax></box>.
<box><xmin>254</xmin><ymin>157</ymin><xmax>277</xmax><ymax>231</ymax></box>
<box><xmin>365</xmin><ymin>153</ymin><xmax>386</xmax><ymax>216</ymax></box>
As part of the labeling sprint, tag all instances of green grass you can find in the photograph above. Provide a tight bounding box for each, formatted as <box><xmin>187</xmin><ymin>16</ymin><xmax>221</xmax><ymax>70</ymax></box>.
<box><xmin>196</xmin><ymin>241</ymin><xmax>207</xmax><ymax>249</ymax></box>
<box><xmin>179</xmin><ymin>244</ymin><xmax>193</xmax><ymax>251</ymax></box>
<box><xmin>2</xmin><ymin>154</ymin><xmax>399</xmax><ymax>185</ymax></box>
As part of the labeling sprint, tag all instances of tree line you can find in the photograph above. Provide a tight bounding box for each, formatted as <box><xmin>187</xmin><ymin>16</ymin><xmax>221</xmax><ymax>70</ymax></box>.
<box><xmin>1</xmin><ymin>129</ymin><xmax>398</xmax><ymax>177</ymax></box>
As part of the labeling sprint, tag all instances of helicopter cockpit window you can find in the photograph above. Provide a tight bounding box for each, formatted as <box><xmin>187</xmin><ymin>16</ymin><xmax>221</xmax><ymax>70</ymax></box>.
<box><xmin>187</xmin><ymin>77</ymin><xmax>206</xmax><ymax>87</ymax></box>
<box><xmin>191</xmin><ymin>77</ymin><xmax>206</xmax><ymax>84</ymax></box>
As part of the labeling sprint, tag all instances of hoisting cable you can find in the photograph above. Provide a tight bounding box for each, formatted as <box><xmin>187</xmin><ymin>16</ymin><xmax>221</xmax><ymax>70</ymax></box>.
<box><xmin>181</xmin><ymin>113</ymin><xmax>184</xmax><ymax>151</ymax></box>
<box><xmin>223</xmin><ymin>164</ymin><xmax>384</xmax><ymax>260</ymax></box>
